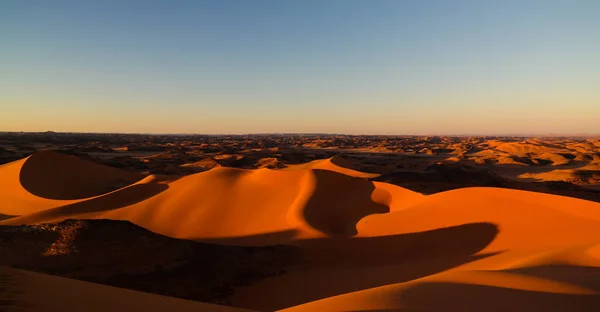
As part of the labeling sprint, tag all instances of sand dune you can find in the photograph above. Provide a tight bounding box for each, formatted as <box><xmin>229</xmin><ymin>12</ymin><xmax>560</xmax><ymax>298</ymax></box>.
<box><xmin>19</xmin><ymin>150</ymin><xmax>143</xmax><ymax>199</ymax></box>
<box><xmin>567</xmin><ymin>142</ymin><xmax>600</xmax><ymax>154</ymax></box>
<box><xmin>228</xmin><ymin>187</ymin><xmax>600</xmax><ymax>310</ymax></box>
<box><xmin>0</xmin><ymin>151</ymin><xmax>144</xmax><ymax>215</ymax></box>
<box><xmin>283</xmin><ymin>156</ymin><xmax>381</xmax><ymax>179</ymax></box>
<box><xmin>486</xmin><ymin>140</ymin><xmax>568</xmax><ymax>156</ymax></box>
<box><xmin>256</xmin><ymin>157</ymin><xmax>285</xmax><ymax>169</ymax></box>
<box><xmin>179</xmin><ymin>157</ymin><xmax>220</xmax><ymax>171</ymax></box>
<box><xmin>0</xmin><ymin>213</ymin><xmax>13</xmax><ymax>221</ymax></box>
<box><xmin>0</xmin><ymin>267</ymin><xmax>255</xmax><ymax>312</ymax></box>
<box><xmin>468</xmin><ymin>139</ymin><xmax>599</xmax><ymax>168</ymax></box>
<box><xmin>0</xmin><ymin>151</ymin><xmax>153</xmax><ymax>216</ymax></box>
<box><xmin>0</xmin><ymin>162</ymin><xmax>409</xmax><ymax>243</ymax></box>
<box><xmin>0</xmin><ymin>152</ymin><xmax>393</xmax><ymax>243</ymax></box>
<box><xmin>0</xmin><ymin>155</ymin><xmax>81</xmax><ymax>215</ymax></box>
<box><xmin>536</xmin><ymin>152</ymin><xmax>572</xmax><ymax>165</ymax></box>
<box><xmin>356</xmin><ymin>187</ymin><xmax>600</xmax><ymax>249</ymax></box>
<box><xmin>519</xmin><ymin>166</ymin><xmax>600</xmax><ymax>184</ymax></box>
<box><xmin>1</xmin><ymin>151</ymin><xmax>600</xmax><ymax>311</ymax></box>
<box><xmin>280</xmin><ymin>266</ymin><xmax>600</xmax><ymax>312</ymax></box>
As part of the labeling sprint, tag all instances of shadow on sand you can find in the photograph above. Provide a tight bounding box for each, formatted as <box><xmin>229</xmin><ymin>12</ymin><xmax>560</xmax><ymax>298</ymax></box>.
<box><xmin>0</xmin><ymin>214</ymin><xmax>15</xmax><ymax>222</ymax></box>
<box><xmin>231</xmin><ymin>222</ymin><xmax>500</xmax><ymax>310</ymax></box>
<box><xmin>4</xmin><ymin>182</ymin><xmax>168</xmax><ymax>224</ymax></box>
<box><xmin>344</xmin><ymin>264</ymin><xmax>600</xmax><ymax>311</ymax></box>
<box><xmin>398</xmin><ymin>277</ymin><xmax>600</xmax><ymax>312</ymax></box>
<box><xmin>302</xmin><ymin>169</ymin><xmax>390</xmax><ymax>237</ymax></box>
<box><xmin>18</xmin><ymin>150</ymin><xmax>144</xmax><ymax>200</ymax></box>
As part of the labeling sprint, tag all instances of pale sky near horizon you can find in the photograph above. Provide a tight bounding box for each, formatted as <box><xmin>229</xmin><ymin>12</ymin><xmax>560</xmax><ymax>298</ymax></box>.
<box><xmin>1</xmin><ymin>0</ymin><xmax>599</xmax><ymax>135</ymax></box>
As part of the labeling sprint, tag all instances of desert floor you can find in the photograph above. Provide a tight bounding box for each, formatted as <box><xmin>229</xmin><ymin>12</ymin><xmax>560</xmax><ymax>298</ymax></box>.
<box><xmin>1</xmin><ymin>133</ymin><xmax>600</xmax><ymax>311</ymax></box>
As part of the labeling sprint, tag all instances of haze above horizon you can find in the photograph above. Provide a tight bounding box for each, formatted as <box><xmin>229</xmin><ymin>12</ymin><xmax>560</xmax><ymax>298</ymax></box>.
<box><xmin>2</xmin><ymin>0</ymin><xmax>599</xmax><ymax>135</ymax></box>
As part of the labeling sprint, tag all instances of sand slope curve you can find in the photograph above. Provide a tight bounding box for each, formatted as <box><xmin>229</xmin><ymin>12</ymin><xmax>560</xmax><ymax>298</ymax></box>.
<box><xmin>2</xmin><ymin>151</ymin><xmax>600</xmax><ymax>311</ymax></box>
<box><xmin>0</xmin><ymin>266</ymin><xmax>255</xmax><ymax>312</ymax></box>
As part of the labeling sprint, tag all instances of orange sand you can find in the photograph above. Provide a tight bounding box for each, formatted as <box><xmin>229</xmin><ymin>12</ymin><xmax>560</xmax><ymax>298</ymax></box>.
<box><xmin>1</xmin><ymin>150</ymin><xmax>600</xmax><ymax>311</ymax></box>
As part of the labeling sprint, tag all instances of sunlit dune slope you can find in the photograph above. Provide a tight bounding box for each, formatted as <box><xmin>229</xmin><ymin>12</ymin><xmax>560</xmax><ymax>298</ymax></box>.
<box><xmin>567</xmin><ymin>142</ymin><xmax>600</xmax><ymax>154</ymax></box>
<box><xmin>0</xmin><ymin>267</ymin><xmax>255</xmax><ymax>312</ymax></box>
<box><xmin>475</xmin><ymin>140</ymin><xmax>600</xmax><ymax>166</ymax></box>
<box><xmin>519</xmin><ymin>165</ymin><xmax>600</xmax><ymax>184</ymax></box>
<box><xmin>280</xmin><ymin>266</ymin><xmax>600</xmax><ymax>312</ymax></box>
<box><xmin>228</xmin><ymin>187</ymin><xmax>600</xmax><ymax>310</ymax></box>
<box><xmin>283</xmin><ymin>156</ymin><xmax>380</xmax><ymax>179</ymax></box>
<box><xmin>1</xmin><ymin>152</ymin><xmax>598</xmax><ymax>247</ymax></box>
<box><xmin>356</xmin><ymin>187</ymin><xmax>600</xmax><ymax>251</ymax></box>
<box><xmin>281</xmin><ymin>234</ymin><xmax>600</xmax><ymax>312</ymax></box>
<box><xmin>486</xmin><ymin>140</ymin><xmax>568</xmax><ymax>156</ymax></box>
<box><xmin>3</xmin><ymin>151</ymin><xmax>600</xmax><ymax>311</ymax></box>
<box><xmin>0</xmin><ymin>161</ymin><xmax>419</xmax><ymax>244</ymax></box>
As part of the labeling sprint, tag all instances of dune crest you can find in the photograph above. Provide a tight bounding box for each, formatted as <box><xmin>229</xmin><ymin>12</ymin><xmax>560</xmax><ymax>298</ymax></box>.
<box><xmin>283</xmin><ymin>156</ymin><xmax>380</xmax><ymax>179</ymax></box>
<box><xmin>20</xmin><ymin>150</ymin><xmax>144</xmax><ymax>200</ymax></box>
<box><xmin>0</xmin><ymin>156</ymin><xmax>79</xmax><ymax>215</ymax></box>
<box><xmin>2</xmin><ymin>151</ymin><xmax>600</xmax><ymax>311</ymax></box>
<box><xmin>0</xmin><ymin>151</ymin><xmax>145</xmax><ymax>215</ymax></box>
<box><xmin>1</xmin><ymin>160</ymin><xmax>400</xmax><ymax>244</ymax></box>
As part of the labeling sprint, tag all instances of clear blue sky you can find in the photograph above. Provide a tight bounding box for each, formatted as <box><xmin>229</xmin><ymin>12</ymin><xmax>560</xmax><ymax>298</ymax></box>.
<box><xmin>1</xmin><ymin>0</ymin><xmax>599</xmax><ymax>134</ymax></box>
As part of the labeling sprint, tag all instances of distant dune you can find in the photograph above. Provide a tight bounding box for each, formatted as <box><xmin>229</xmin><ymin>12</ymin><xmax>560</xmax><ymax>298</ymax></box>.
<box><xmin>466</xmin><ymin>139</ymin><xmax>599</xmax><ymax>168</ymax></box>
<box><xmin>1</xmin><ymin>150</ymin><xmax>600</xmax><ymax>311</ymax></box>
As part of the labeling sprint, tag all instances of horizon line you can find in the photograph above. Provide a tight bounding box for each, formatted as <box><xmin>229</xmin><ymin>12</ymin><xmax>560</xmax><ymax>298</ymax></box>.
<box><xmin>1</xmin><ymin>130</ymin><xmax>599</xmax><ymax>138</ymax></box>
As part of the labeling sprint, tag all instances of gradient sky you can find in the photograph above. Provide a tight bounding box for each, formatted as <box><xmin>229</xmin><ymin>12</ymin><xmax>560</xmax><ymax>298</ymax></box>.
<box><xmin>1</xmin><ymin>0</ymin><xmax>599</xmax><ymax>135</ymax></box>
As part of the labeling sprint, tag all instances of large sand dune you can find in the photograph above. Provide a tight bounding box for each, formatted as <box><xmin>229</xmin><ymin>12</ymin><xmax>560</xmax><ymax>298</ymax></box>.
<box><xmin>2</xmin><ymin>150</ymin><xmax>600</xmax><ymax>311</ymax></box>
<box><xmin>466</xmin><ymin>139</ymin><xmax>599</xmax><ymax>170</ymax></box>
<box><xmin>0</xmin><ymin>151</ymin><xmax>415</xmax><ymax>243</ymax></box>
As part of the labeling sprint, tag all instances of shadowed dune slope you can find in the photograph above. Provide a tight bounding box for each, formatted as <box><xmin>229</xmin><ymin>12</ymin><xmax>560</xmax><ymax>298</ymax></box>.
<box><xmin>0</xmin><ymin>156</ymin><xmax>81</xmax><ymax>215</ymax></box>
<box><xmin>0</xmin><ymin>151</ymin><xmax>148</xmax><ymax>215</ymax></box>
<box><xmin>229</xmin><ymin>223</ymin><xmax>500</xmax><ymax>310</ymax></box>
<box><xmin>19</xmin><ymin>150</ymin><xmax>144</xmax><ymax>200</ymax></box>
<box><xmin>228</xmin><ymin>188</ymin><xmax>600</xmax><ymax>311</ymax></box>
<box><xmin>3</xmin><ymin>152</ymin><xmax>600</xmax><ymax>311</ymax></box>
<box><xmin>1</xmin><ymin>165</ymin><xmax>410</xmax><ymax>244</ymax></box>
<box><xmin>0</xmin><ymin>213</ymin><xmax>14</xmax><ymax>221</ymax></box>
<box><xmin>0</xmin><ymin>267</ymin><xmax>255</xmax><ymax>312</ymax></box>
